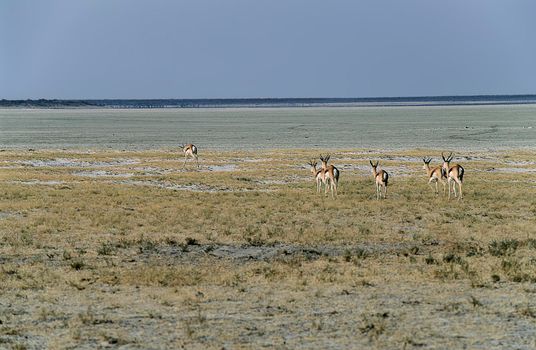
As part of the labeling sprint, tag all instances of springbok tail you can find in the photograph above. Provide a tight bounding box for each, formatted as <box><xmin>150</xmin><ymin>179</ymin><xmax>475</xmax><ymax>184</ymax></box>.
<box><xmin>459</xmin><ymin>166</ymin><xmax>464</xmax><ymax>182</ymax></box>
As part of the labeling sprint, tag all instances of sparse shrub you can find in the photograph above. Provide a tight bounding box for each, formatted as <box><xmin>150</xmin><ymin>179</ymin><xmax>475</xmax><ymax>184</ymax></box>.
<box><xmin>235</xmin><ymin>177</ymin><xmax>253</xmax><ymax>182</ymax></box>
<box><xmin>184</xmin><ymin>237</ymin><xmax>199</xmax><ymax>246</ymax></box>
<box><xmin>359</xmin><ymin>312</ymin><xmax>389</xmax><ymax>341</ymax></box>
<box><xmin>97</xmin><ymin>242</ymin><xmax>116</xmax><ymax>256</ymax></box>
<box><xmin>469</xmin><ymin>295</ymin><xmax>483</xmax><ymax>308</ymax></box>
<box><xmin>501</xmin><ymin>258</ymin><xmax>536</xmax><ymax>282</ymax></box>
<box><xmin>137</xmin><ymin>237</ymin><xmax>157</xmax><ymax>252</ymax></box>
<box><xmin>454</xmin><ymin>240</ymin><xmax>485</xmax><ymax>257</ymax></box>
<box><xmin>489</xmin><ymin>239</ymin><xmax>519</xmax><ymax>257</ymax></box>
<box><xmin>425</xmin><ymin>254</ymin><xmax>437</xmax><ymax>265</ymax></box>
<box><xmin>70</xmin><ymin>259</ymin><xmax>85</xmax><ymax>270</ymax></box>
<box><xmin>526</xmin><ymin>239</ymin><xmax>536</xmax><ymax>250</ymax></box>
<box><xmin>63</xmin><ymin>250</ymin><xmax>73</xmax><ymax>260</ymax></box>
<box><xmin>354</xmin><ymin>247</ymin><xmax>370</xmax><ymax>260</ymax></box>
<box><xmin>400</xmin><ymin>245</ymin><xmax>420</xmax><ymax>257</ymax></box>
<box><xmin>435</xmin><ymin>253</ymin><xmax>475</xmax><ymax>281</ymax></box>
<box><xmin>343</xmin><ymin>249</ymin><xmax>352</xmax><ymax>262</ymax></box>
<box><xmin>443</xmin><ymin>253</ymin><xmax>464</xmax><ymax>265</ymax></box>
<box><xmin>245</xmin><ymin>234</ymin><xmax>264</xmax><ymax>246</ymax></box>
<box><xmin>164</xmin><ymin>237</ymin><xmax>178</xmax><ymax>245</ymax></box>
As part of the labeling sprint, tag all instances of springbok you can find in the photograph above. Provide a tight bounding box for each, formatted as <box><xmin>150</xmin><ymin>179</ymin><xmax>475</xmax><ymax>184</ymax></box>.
<box><xmin>319</xmin><ymin>154</ymin><xmax>340</xmax><ymax>198</ymax></box>
<box><xmin>181</xmin><ymin>144</ymin><xmax>199</xmax><ymax>169</ymax></box>
<box><xmin>369</xmin><ymin>160</ymin><xmax>389</xmax><ymax>200</ymax></box>
<box><xmin>441</xmin><ymin>152</ymin><xmax>465</xmax><ymax>200</ymax></box>
<box><xmin>422</xmin><ymin>157</ymin><xmax>447</xmax><ymax>196</ymax></box>
<box><xmin>308</xmin><ymin>160</ymin><xmax>327</xmax><ymax>194</ymax></box>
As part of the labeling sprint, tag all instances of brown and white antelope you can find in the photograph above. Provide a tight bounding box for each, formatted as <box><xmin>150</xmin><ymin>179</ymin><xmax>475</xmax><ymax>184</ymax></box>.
<box><xmin>369</xmin><ymin>160</ymin><xmax>389</xmax><ymax>200</ymax></box>
<box><xmin>319</xmin><ymin>154</ymin><xmax>340</xmax><ymax>198</ymax></box>
<box><xmin>441</xmin><ymin>152</ymin><xmax>465</xmax><ymax>200</ymax></box>
<box><xmin>308</xmin><ymin>159</ymin><xmax>327</xmax><ymax>194</ymax></box>
<box><xmin>422</xmin><ymin>157</ymin><xmax>447</xmax><ymax>196</ymax></box>
<box><xmin>181</xmin><ymin>143</ymin><xmax>199</xmax><ymax>169</ymax></box>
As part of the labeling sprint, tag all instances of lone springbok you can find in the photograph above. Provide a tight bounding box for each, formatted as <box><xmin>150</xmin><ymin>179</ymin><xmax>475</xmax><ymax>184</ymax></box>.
<box><xmin>181</xmin><ymin>144</ymin><xmax>199</xmax><ymax>169</ymax></box>
<box><xmin>308</xmin><ymin>159</ymin><xmax>327</xmax><ymax>194</ymax></box>
<box><xmin>319</xmin><ymin>154</ymin><xmax>340</xmax><ymax>198</ymax></box>
<box><xmin>441</xmin><ymin>152</ymin><xmax>465</xmax><ymax>200</ymax></box>
<box><xmin>369</xmin><ymin>160</ymin><xmax>389</xmax><ymax>200</ymax></box>
<box><xmin>422</xmin><ymin>157</ymin><xmax>447</xmax><ymax>196</ymax></box>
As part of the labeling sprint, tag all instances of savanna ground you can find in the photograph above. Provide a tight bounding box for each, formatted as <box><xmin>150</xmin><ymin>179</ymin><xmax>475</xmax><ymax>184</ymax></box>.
<box><xmin>1</xmin><ymin>148</ymin><xmax>536</xmax><ymax>349</ymax></box>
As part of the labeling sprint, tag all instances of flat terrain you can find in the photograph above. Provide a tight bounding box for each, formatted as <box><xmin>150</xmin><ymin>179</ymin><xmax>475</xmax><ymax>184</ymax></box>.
<box><xmin>1</xmin><ymin>148</ymin><xmax>536</xmax><ymax>349</ymax></box>
<box><xmin>1</xmin><ymin>105</ymin><xmax>536</xmax><ymax>150</ymax></box>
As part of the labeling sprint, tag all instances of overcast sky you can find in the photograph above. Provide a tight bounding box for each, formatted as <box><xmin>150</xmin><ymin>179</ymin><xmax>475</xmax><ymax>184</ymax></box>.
<box><xmin>1</xmin><ymin>0</ymin><xmax>535</xmax><ymax>99</ymax></box>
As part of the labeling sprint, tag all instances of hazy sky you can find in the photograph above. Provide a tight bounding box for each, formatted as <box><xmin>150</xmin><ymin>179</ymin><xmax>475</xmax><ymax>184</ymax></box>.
<box><xmin>1</xmin><ymin>0</ymin><xmax>535</xmax><ymax>99</ymax></box>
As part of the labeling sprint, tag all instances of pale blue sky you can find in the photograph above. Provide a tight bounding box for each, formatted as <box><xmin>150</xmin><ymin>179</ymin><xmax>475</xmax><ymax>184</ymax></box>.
<box><xmin>1</xmin><ymin>0</ymin><xmax>535</xmax><ymax>99</ymax></box>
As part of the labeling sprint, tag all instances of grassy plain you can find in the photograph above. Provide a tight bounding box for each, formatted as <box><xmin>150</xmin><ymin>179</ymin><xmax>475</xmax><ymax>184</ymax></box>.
<box><xmin>1</xmin><ymin>148</ymin><xmax>536</xmax><ymax>349</ymax></box>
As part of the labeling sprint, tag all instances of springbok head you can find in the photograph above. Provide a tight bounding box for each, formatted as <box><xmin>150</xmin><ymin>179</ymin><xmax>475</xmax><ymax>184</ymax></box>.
<box><xmin>441</xmin><ymin>152</ymin><xmax>453</xmax><ymax>172</ymax></box>
<box><xmin>422</xmin><ymin>157</ymin><xmax>432</xmax><ymax>170</ymax></box>
<box><xmin>319</xmin><ymin>154</ymin><xmax>331</xmax><ymax>169</ymax></box>
<box><xmin>308</xmin><ymin>159</ymin><xmax>318</xmax><ymax>174</ymax></box>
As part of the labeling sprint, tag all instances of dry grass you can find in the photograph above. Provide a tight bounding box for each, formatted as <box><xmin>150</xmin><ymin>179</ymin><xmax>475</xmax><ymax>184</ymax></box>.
<box><xmin>1</xmin><ymin>148</ymin><xmax>536</xmax><ymax>349</ymax></box>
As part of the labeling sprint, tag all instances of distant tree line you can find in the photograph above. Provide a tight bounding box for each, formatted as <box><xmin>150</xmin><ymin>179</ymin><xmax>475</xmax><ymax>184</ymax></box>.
<box><xmin>1</xmin><ymin>96</ymin><xmax>535</xmax><ymax>109</ymax></box>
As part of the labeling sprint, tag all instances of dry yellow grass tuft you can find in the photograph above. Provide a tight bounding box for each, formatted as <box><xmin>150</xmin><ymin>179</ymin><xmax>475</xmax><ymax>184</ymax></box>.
<box><xmin>1</xmin><ymin>148</ymin><xmax>536</xmax><ymax>348</ymax></box>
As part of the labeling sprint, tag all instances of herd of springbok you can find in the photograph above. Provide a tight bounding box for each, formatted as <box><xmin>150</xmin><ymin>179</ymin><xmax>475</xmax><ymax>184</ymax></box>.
<box><xmin>308</xmin><ymin>151</ymin><xmax>464</xmax><ymax>200</ymax></box>
<box><xmin>182</xmin><ymin>144</ymin><xmax>465</xmax><ymax>201</ymax></box>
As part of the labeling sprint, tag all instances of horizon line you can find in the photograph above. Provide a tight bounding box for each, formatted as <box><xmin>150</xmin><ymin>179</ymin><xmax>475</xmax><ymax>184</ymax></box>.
<box><xmin>3</xmin><ymin>93</ymin><xmax>536</xmax><ymax>101</ymax></box>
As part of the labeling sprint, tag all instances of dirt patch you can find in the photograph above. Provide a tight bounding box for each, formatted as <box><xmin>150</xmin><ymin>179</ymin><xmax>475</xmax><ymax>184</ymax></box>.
<box><xmin>114</xmin><ymin>180</ymin><xmax>226</xmax><ymax>192</ymax></box>
<box><xmin>482</xmin><ymin>167</ymin><xmax>536</xmax><ymax>174</ymax></box>
<box><xmin>112</xmin><ymin>179</ymin><xmax>262</xmax><ymax>193</ymax></box>
<box><xmin>9</xmin><ymin>180</ymin><xmax>68</xmax><ymax>186</ymax></box>
<box><xmin>136</xmin><ymin>242</ymin><xmax>425</xmax><ymax>263</ymax></box>
<box><xmin>73</xmin><ymin>170</ymin><xmax>134</xmax><ymax>178</ymax></box>
<box><xmin>504</xmin><ymin>160</ymin><xmax>536</xmax><ymax>166</ymax></box>
<box><xmin>20</xmin><ymin>158</ymin><xmax>139</xmax><ymax>168</ymax></box>
<box><xmin>0</xmin><ymin>211</ymin><xmax>21</xmax><ymax>219</ymax></box>
<box><xmin>130</xmin><ymin>166</ymin><xmax>174</xmax><ymax>175</ymax></box>
<box><xmin>205</xmin><ymin>164</ymin><xmax>237</xmax><ymax>172</ymax></box>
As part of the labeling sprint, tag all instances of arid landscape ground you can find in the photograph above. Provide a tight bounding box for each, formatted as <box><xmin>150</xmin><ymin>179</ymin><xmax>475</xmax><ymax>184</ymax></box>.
<box><xmin>1</xmin><ymin>148</ymin><xmax>536</xmax><ymax>349</ymax></box>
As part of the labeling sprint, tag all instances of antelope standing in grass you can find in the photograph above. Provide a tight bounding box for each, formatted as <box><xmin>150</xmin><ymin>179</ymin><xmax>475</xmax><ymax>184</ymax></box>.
<box><xmin>422</xmin><ymin>157</ymin><xmax>447</xmax><ymax>196</ymax></box>
<box><xmin>319</xmin><ymin>154</ymin><xmax>340</xmax><ymax>198</ymax></box>
<box><xmin>181</xmin><ymin>144</ymin><xmax>199</xmax><ymax>169</ymax></box>
<box><xmin>441</xmin><ymin>152</ymin><xmax>465</xmax><ymax>200</ymax></box>
<box><xmin>369</xmin><ymin>160</ymin><xmax>389</xmax><ymax>200</ymax></box>
<box><xmin>308</xmin><ymin>160</ymin><xmax>327</xmax><ymax>194</ymax></box>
